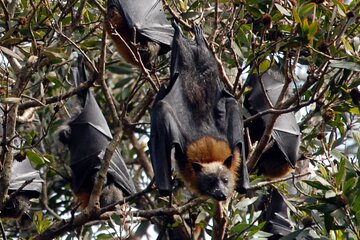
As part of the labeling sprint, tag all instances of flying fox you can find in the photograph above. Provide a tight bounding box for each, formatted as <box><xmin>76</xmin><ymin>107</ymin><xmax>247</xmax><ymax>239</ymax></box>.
<box><xmin>149</xmin><ymin>23</ymin><xmax>249</xmax><ymax>201</ymax></box>
<box><xmin>244</xmin><ymin>66</ymin><xmax>301</xmax><ymax>179</ymax></box>
<box><xmin>105</xmin><ymin>0</ymin><xmax>174</xmax><ymax>68</ymax></box>
<box><xmin>59</xmin><ymin>54</ymin><xmax>136</xmax><ymax>208</ymax></box>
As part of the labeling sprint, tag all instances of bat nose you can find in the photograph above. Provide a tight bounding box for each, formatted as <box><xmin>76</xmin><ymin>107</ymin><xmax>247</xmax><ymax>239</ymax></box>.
<box><xmin>212</xmin><ymin>189</ymin><xmax>227</xmax><ymax>201</ymax></box>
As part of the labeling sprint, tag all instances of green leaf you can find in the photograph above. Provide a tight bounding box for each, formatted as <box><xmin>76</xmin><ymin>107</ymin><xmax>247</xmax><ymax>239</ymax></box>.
<box><xmin>0</xmin><ymin>27</ymin><xmax>17</xmax><ymax>43</ymax></box>
<box><xmin>318</xmin><ymin>165</ymin><xmax>328</xmax><ymax>178</ymax></box>
<box><xmin>303</xmin><ymin>180</ymin><xmax>331</xmax><ymax>190</ymax></box>
<box><xmin>0</xmin><ymin>46</ymin><xmax>23</xmax><ymax>61</ymax></box>
<box><xmin>335</xmin><ymin>158</ymin><xmax>346</xmax><ymax>188</ymax></box>
<box><xmin>299</xmin><ymin>3</ymin><xmax>315</xmax><ymax>17</ymax></box>
<box><xmin>180</xmin><ymin>11</ymin><xmax>200</xmax><ymax>19</ymax></box>
<box><xmin>26</xmin><ymin>150</ymin><xmax>45</xmax><ymax>167</ymax></box>
<box><xmin>308</xmin><ymin>21</ymin><xmax>319</xmax><ymax>37</ymax></box>
<box><xmin>331</xmin><ymin>149</ymin><xmax>346</xmax><ymax>161</ymax></box>
<box><xmin>46</xmin><ymin>71</ymin><xmax>63</xmax><ymax>88</ymax></box>
<box><xmin>292</xmin><ymin>8</ymin><xmax>301</xmax><ymax>25</ymax></box>
<box><xmin>107</xmin><ymin>64</ymin><xmax>133</xmax><ymax>75</ymax></box>
<box><xmin>355</xmin><ymin>210</ymin><xmax>360</xmax><ymax>224</ymax></box>
<box><xmin>354</xmin><ymin>132</ymin><xmax>360</xmax><ymax>146</ymax></box>
<box><xmin>246</xmin><ymin>6</ymin><xmax>262</xmax><ymax>19</ymax></box>
<box><xmin>342</xmin><ymin>37</ymin><xmax>354</xmax><ymax>55</ymax></box>
<box><xmin>111</xmin><ymin>213</ymin><xmax>122</xmax><ymax>225</ymax></box>
<box><xmin>336</xmin><ymin>59</ymin><xmax>360</xmax><ymax>72</ymax></box>
<box><xmin>334</xmin><ymin>0</ymin><xmax>347</xmax><ymax>17</ymax></box>
<box><xmin>256</xmin><ymin>59</ymin><xmax>272</xmax><ymax>74</ymax></box>
<box><xmin>275</xmin><ymin>3</ymin><xmax>291</xmax><ymax>16</ymax></box>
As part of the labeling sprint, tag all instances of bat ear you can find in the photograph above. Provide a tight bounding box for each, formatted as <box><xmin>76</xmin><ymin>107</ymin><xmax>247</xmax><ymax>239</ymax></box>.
<box><xmin>223</xmin><ymin>155</ymin><xmax>233</xmax><ymax>169</ymax></box>
<box><xmin>192</xmin><ymin>162</ymin><xmax>203</xmax><ymax>173</ymax></box>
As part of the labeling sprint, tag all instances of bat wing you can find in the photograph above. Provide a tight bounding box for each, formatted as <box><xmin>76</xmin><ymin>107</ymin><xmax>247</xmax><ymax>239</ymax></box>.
<box><xmin>220</xmin><ymin>90</ymin><xmax>249</xmax><ymax>193</ymax></box>
<box><xmin>245</xmin><ymin>67</ymin><xmax>300</xmax><ymax>167</ymax></box>
<box><xmin>9</xmin><ymin>159</ymin><xmax>43</xmax><ymax>198</ymax></box>
<box><xmin>68</xmin><ymin>89</ymin><xmax>113</xmax><ymax>164</ymax></box>
<box><xmin>97</xmin><ymin>149</ymin><xmax>136</xmax><ymax>195</ymax></box>
<box><xmin>261</xmin><ymin>68</ymin><xmax>300</xmax><ymax>136</ymax></box>
<box><xmin>150</xmin><ymin>86</ymin><xmax>185</xmax><ymax>195</ymax></box>
<box><xmin>263</xmin><ymin>189</ymin><xmax>292</xmax><ymax>237</ymax></box>
<box><xmin>67</xmin><ymin>54</ymin><xmax>135</xmax><ymax>195</ymax></box>
<box><xmin>107</xmin><ymin>0</ymin><xmax>173</xmax><ymax>48</ymax></box>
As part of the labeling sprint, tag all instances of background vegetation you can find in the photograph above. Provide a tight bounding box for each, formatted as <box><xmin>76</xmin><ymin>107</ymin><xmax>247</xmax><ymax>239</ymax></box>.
<box><xmin>0</xmin><ymin>0</ymin><xmax>360</xmax><ymax>239</ymax></box>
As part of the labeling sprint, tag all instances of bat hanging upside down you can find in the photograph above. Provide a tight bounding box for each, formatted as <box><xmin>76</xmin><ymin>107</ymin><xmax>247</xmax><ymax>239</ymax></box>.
<box><xmin>105</xmin><ymin>0</ymin><xmax>174</xmax><ymax>68</ymax></box>
<box><xmin>149</xmin><ymin>23</ymin><xmax>249</xmax><ymax>201</ymax></box>
<box><xmin>244</xmin><ymin>66</ymin><xmax>301</xmax><ymax>179</ymax></box>
<box><xmin>59</xmin><ymin>54</ymin><xmax>136</xmax><ymax>209</ymax></box>
<box><xmin>0</xmin><ymin>159</ymin><xmax>43</xmax><ymax>220</ymax></box>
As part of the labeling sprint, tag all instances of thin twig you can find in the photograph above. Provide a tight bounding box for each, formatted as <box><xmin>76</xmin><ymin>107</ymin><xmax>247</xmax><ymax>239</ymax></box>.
<box><xmin>247</xmin><ymin>172</ymin><xmax>311</xmax><ymax>190</ymax></box>
<box><xmin>0</xmin><ymin>219</ymin><xmax>6</xmax><ymax>240</ymax></box>
<box><xmin>126</xmin><ymin>130</ymin><xmax>154</xmax><ymax>179</ymax></box>
<box><xmin>8</xmin><ymin>178</ymin><xmax>35</xmax><ymax>198</ymax></box>
<box><xmin>19</xmin><ymin>80</ymin><xmax>94</xmax><ymax>110</ymax></box>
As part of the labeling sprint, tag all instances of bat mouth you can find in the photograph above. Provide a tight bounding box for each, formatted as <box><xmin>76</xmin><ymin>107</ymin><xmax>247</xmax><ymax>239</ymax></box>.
<box><xmin>208</xmin><ymin>188</ymin><xmax>228</xmax><ymax>201</ymax></box>
<box><xmin>211</xmin><ymin>192</ymin><xmax>227</xmax><ymax>201</ymax></box>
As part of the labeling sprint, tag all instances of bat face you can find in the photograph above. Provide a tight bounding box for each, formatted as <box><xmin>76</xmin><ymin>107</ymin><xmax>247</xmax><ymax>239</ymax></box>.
<box><xmin>150</xmin><ymin>24</ymin><xmax>249</xmax><ymax>200</ymax></box>
<box><xmin>182</xmin><ymin>137</ymin><xmax>239</xmax><ymax>201</ymax></box>
<box><xmin>189</xmin><ymin>149</ymin><xmax>240</xmax><ymax>201</ymax></box>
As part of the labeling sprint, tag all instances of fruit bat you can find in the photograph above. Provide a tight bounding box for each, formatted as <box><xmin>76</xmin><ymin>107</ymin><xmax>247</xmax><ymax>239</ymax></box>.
<box><xmin>244</xmin><ymin>66</ymin><xmax>301</xmax><ymax>179</ymax></box>
<box><xmin>0</xmin><ymin>158</ymin><xmax>43</xmax><ymax>219</ymax></box>
<box><xmin>261</xmin><ymin>189</ymin><xmax>292</xmax><ymax>239</ymax></box>
<box><xmin>149</xmin><ymin>23</ymin><xmax>249</xmax><ymax>201</ymax></box>
<box><xmin>0</xmin><ymin>108</ymin><xmax>43</xmax><ymax>220</ymax></box>
<box><xmin>105</xmin><ymin>0</ymin><xmax>174</xmax><ymax>68</ymax></box>
<box><xmin>59</xmin><ymin>55</ymin><xmax>136</xmax><ymax>209</ymax></box>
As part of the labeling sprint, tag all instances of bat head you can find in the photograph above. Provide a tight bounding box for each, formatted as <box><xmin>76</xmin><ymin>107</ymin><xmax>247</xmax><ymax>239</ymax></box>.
<box><xmin>192</xmin><ymin>158</ymin><xmax>236</xmax><ymax>201</ymax></box>
<box><xmin>183</xmin><ymin>137</ymin><xmax>240</xmax><ymax>201</ymax></box>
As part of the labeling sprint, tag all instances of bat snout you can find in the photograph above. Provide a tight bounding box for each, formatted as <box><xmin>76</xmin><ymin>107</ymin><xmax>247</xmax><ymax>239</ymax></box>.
<box><xmin>210</xmin><ymin>188</ymin><xmax>228</xmax><ymax>201</ymax></box>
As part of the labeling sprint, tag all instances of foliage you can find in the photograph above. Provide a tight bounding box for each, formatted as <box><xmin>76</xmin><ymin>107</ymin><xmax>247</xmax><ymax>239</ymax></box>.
<box><xmin>0</xmin><ymin>0</ymin><xmax>360</xmax><ymax>239</ymax></box>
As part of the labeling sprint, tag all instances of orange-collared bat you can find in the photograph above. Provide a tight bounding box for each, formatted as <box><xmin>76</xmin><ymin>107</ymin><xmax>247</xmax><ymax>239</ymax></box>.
<box><xmin>59</xmin><ymin>55</ymin><xmax>136</xmax><ymax>208</ymax></box>
<box><xmin>105</xmin><ymin>0</ymin><xmax>174</xmax><ymax>68</ymax></box>
<box><xmin>149</xmin><ymin>23</ymin><xmax>249</xmax><ymax>201</ymax></box>
<box><xmin>244</xmin><ymin>66</ymin><xmax>301</xmax><ymax>179</ymax></box>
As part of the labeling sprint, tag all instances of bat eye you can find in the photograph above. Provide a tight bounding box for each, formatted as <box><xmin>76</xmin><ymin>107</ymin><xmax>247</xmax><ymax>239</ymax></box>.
<box><xmin>222</xmin><ymin>178</ymin><xmax>229</xmax><ymax>184</ymax></box>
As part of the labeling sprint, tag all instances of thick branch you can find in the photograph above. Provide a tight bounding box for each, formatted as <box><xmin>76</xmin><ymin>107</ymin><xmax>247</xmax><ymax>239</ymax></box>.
<box><xmin>33</xmin><ymin>197</ymin><xmax>205</xmax><ymax>240</ymax></box>
<box><xmin>0</xmin><ymin>62</ymin><xmax>36</xmax><ymax>209</ymax></box>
